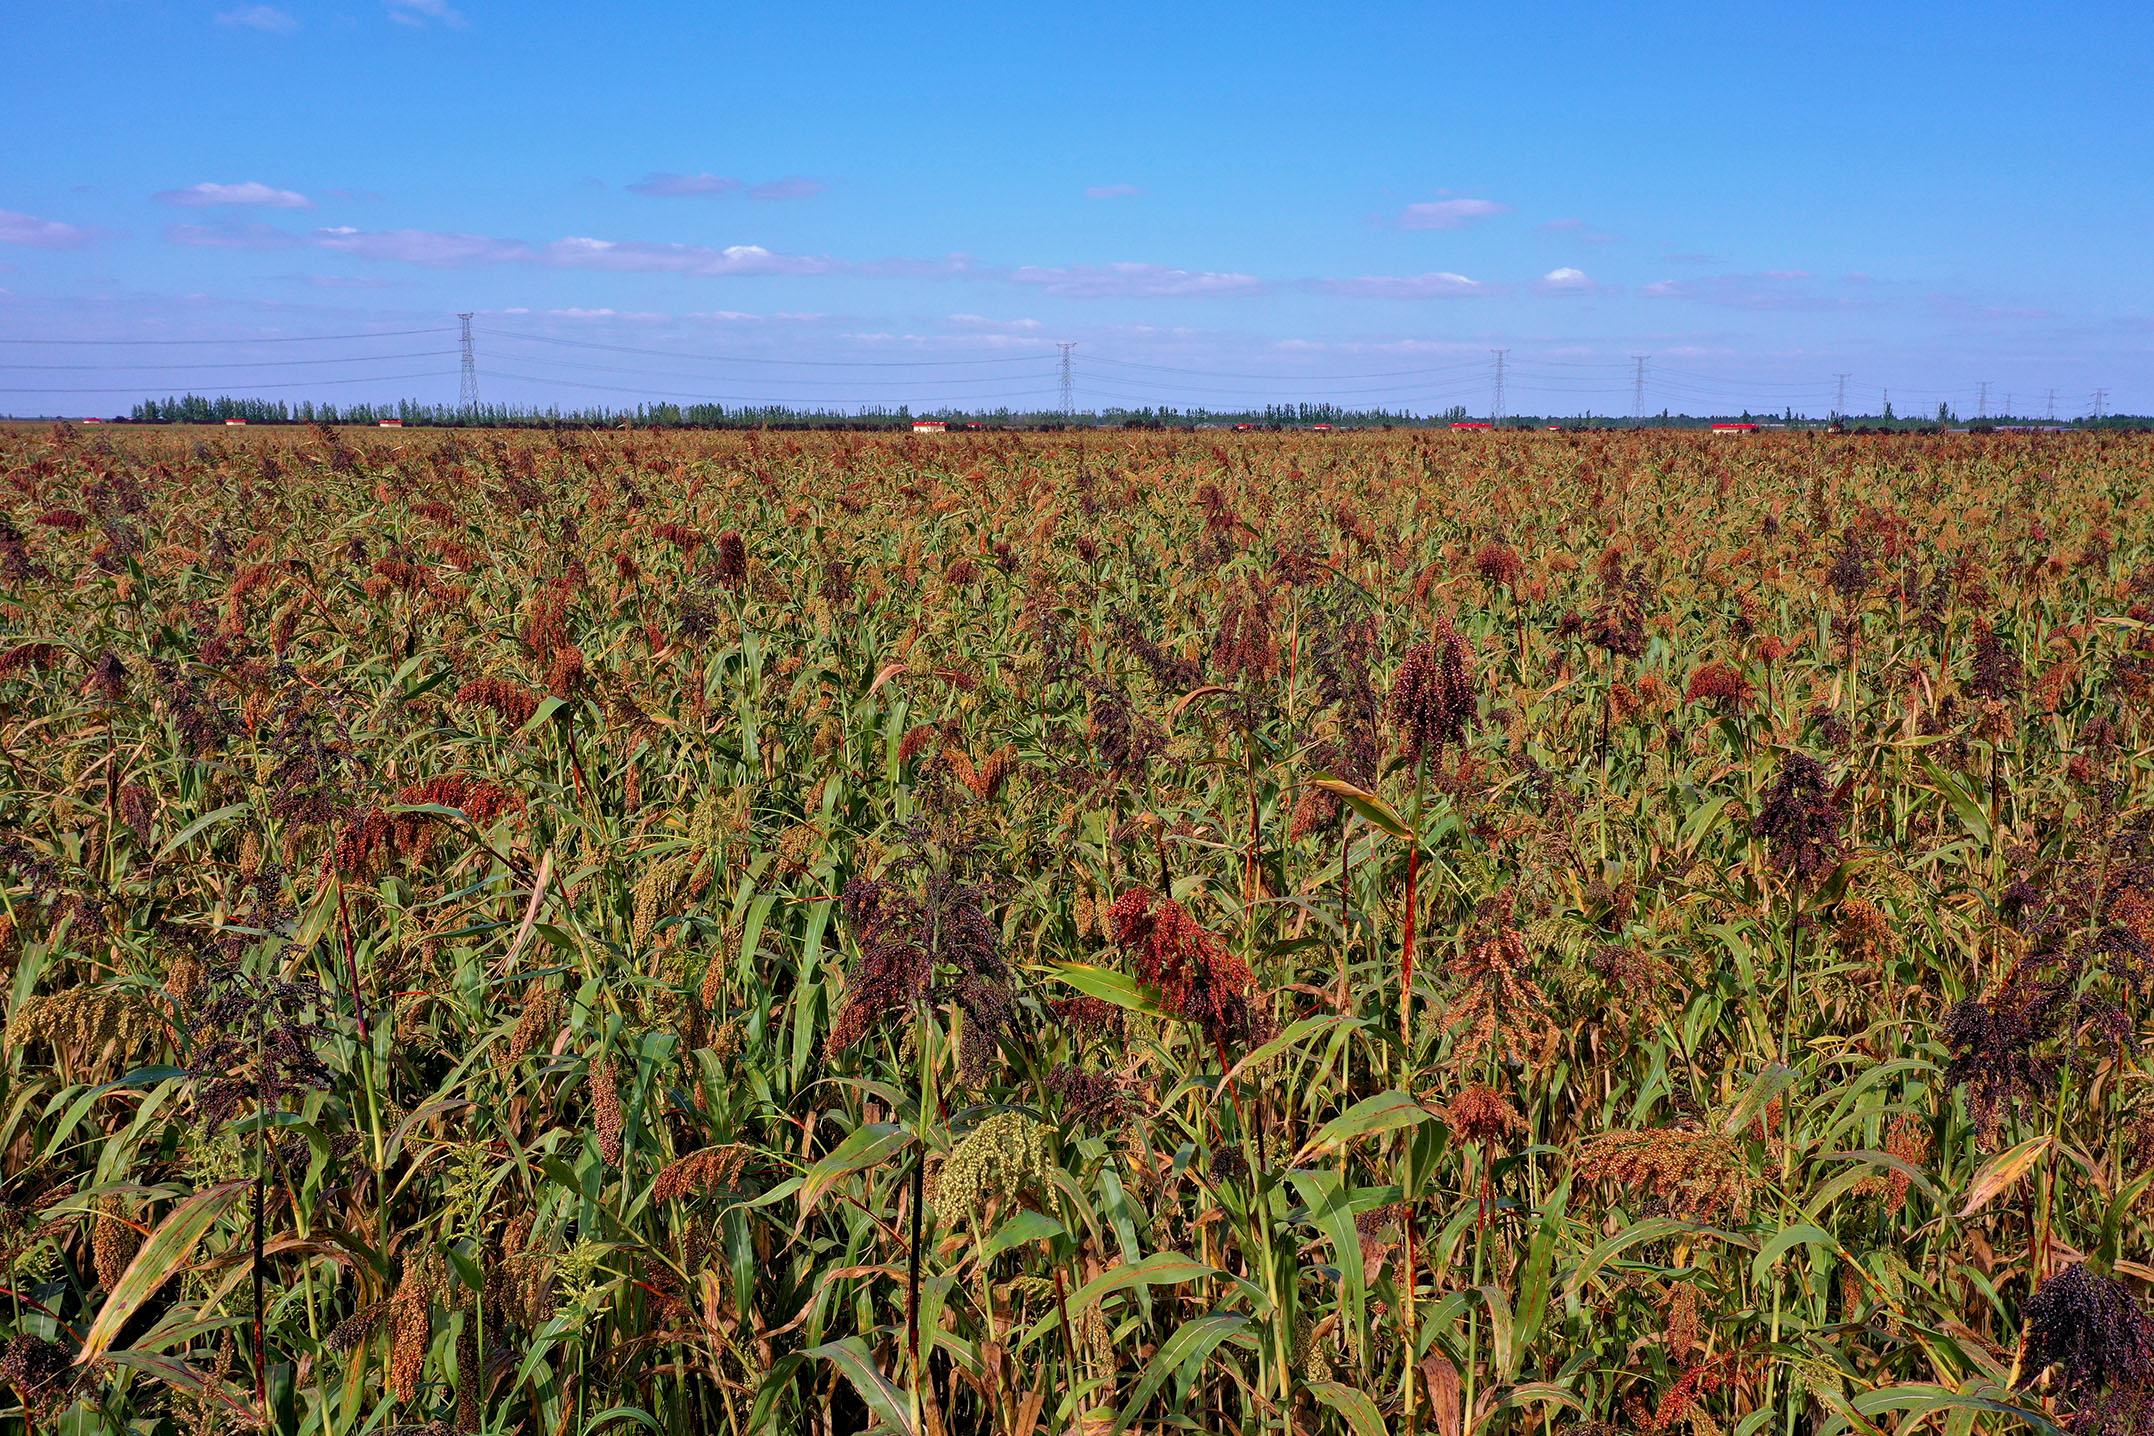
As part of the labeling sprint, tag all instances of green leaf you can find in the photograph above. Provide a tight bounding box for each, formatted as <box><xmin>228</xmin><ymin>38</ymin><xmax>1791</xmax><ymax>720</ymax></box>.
<box><xmin>1850</xmin><ymin>1383</ymin><xmax>2058</xmax><ymax>1434</ymax></box>
<box><xmin>1751</xmin><ymin>1223</ymin><xmax>1836</xmax><ymax>1285</ymax></box>
<box><xmin>1112</xmin><ymin>1311</ymin><xmax>1250</xmax><ymax>1432</ymax></box>
<box><xmin>1512</xmin><ymin>1177</ymin><xmax>1570</xmax><ymax>1369</ymax></box>
<box><xmin>1040</xmin><ymin>962</ymin><xmax>1167</xmax><ymax>1017</ymax></box>
<box><xmin>1290</xmin><ymin>1169</ymin><xmax>1367</xmax><ymax>1370</ymax></box>
<box><xmin>796</xmin><ymin>1123</ymin><xmax>914</xmax><ymax>1222</ymax></box>
<box><xmin>1308</xmin><ymin>774</ymin><xmax>1413</xmax><ymax>841</ymax></box>
<box><xmin>1298</xmin><ymin>1090</ymin><xmax>1436</xmax><ymax>1160</ymax></box>
<box><xmin>519</xmin><ymin>695</ymin><xmax>568</xmax><ymax>733</ymax></box>
<box><xmin>79</xmin><ymin>1181</ymin><xmax>249</xmax><ymax>1363</ymax></box>
<box><xmin>1066</xmin><ymin>1251</ymin><xmax>1218</xmax><ymax>1315</ymax></box>
<box><xmin>1307</xmin><ymin>1379</ymin><xmax>1389</xmax><ymax>1436</ymax></box>
<box><xmin>980</xmin><ymin>1209</ymin><xmax>1063</xmax><ymax>1263</ymax></box>
<box><xmin>802</xmin><ymin>1337</ymin><xmax>917</xmax><ymax>1436</ymax></box>
<box><xmin>1921</xmin><ymin>758</ymin><xmax>1995</xmax><ymax>847</ymax></box>
<box><xmin>156</xmin><ymin>803</ymin><xmax>249</xmax><ymax>859</ymax></box>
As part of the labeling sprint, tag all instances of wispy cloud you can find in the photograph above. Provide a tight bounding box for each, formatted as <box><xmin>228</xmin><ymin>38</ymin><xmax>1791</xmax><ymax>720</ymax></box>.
<box><xmin>387</xmin><ymin>0</ymin><xmax>465</xmax><ymax>28</ymax></box>
<box><xmin>628</xmin><ymin>172</ymin><xmax>741</xmax><ymax>198</ymax></box>
<box><xmin>1008</xmin><ymin>262</ymin><xmax>1263</xmax><ymax>298</ymax></box>
<box><xmin>155</xmin><ymin>180</ymin><xmax>311</xmax><ymax>210</ymax></box>
<box><xmin>1084</xmin><ymin>184</ymin><xmax>1143</xmax><ymax>200</ymax></box>
<box><xmin>1641</xmin><ymin>271</ymin><xmax>1864</xmax><ymax>312</ymax></box>
<box><xmin>316</xmin><ymin>226</ymin><xmax>529</xmax><ymax>265</ymax></box>
<box><xmin>166</xmin><ymin>221</ymin><xmax>303</xmax><ymax>250</ymax></box>
<box><xmin>1539</xmin><ymin>217</ymin><xmax>1617</xmax><ymax>244</ymax></box>
<box><xmin>0</xmin><ymin>208</ymin><xmax>101</xmax><ymax>250</ymax></box>
<box><xmin>216</xmin><ymin>5</ymin><xmax>297</xmax><ymax>32</ymax></box>
<box><xmin>541</xmin><ymin>236</ymin><xmax>840</xmax><ymax>276</ymax></box>
<box><xmin>169</xmin><ymin>220</ymin><xmax>868</xmax><ymax>278</ymax></box>
<box><xmin>1315</xmin><ymin>271</ymin><xmax>1485</xmax><ymax>299</ymax></box>
<box><xmin>628</xmin><ymin>173</ymin><xmax>823</xmax><ymax>200</ymax></box>
<box><xmin>1396</xmin><ymin>197</ymin><xmax>1507</xmax><ymax>230</ymax></box>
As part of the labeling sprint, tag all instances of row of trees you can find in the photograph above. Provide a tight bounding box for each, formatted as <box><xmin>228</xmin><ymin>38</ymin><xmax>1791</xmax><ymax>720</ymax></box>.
<box><xmin>101</xmin><ymin>392</ymin><xmax>2147</xmax><ymax>432</ymax></box>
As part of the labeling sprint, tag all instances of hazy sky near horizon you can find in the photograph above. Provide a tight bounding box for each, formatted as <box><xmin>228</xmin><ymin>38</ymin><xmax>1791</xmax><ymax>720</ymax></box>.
<box><xmin>3</xmin><ymin>0</ymin><xmax>2149</xmax><ymax>416</ymax></box>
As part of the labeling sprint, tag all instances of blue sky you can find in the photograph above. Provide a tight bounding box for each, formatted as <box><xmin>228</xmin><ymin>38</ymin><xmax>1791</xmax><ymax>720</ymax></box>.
<box><xmin>3</xmin><ymin>0</ymin><xmax>2149</xmax><ymax>416</ymax></box>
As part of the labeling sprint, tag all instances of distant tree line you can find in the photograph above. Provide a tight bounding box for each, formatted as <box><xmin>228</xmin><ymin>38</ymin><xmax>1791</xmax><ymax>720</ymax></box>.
<box><xmin>86</xmin><ymin>392</ymin><xmax>2149</xmax><ymax>432</ymax></box>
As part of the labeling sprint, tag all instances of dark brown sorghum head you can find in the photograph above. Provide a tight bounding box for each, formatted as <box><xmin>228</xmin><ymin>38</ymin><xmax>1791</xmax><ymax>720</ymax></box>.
<box><xmin>84</xmin><ymin>649</ymin><xmax>129</xmax><ymax>703</ymax></box>
<box><xmin>1971</xmin><ymin>617</ymin><xmax>2022</xmax><ymax>702</ymax></box>
<box><xmin>0</xmin><ymin>1333</ymin><xmax>77</xmax><ymax>1420</ymax></box>
<box><xmin>713</xmin><ymin>530</ymin><xmax>747</xmax><ymax>591</ymax></box>
<box><xmin>1389</xmin><ymin>617</ymin><xmax>1475</xmax><ymax>763</ymax></box>
<box><xmin>1044</xmin><ymin>1063</ymin><xmax>1131</xmax><ymax>1129</ymax></box>
<box><xmin>1943</xmin><ymin>969</ymin><xmax>2064</xmax><ymax>1138</ymax></box>
<box><xmin>1107</xmin><ymin>887</ymin><xmax>1269</xmax><ymax>1053</ymax></box>
<box><xmin>2020</xmin><ymin>1264</ymin><xmax>2154</xmax><ymax>1434</ymax></box>
<box><xmin>1210</xmin><ymin>576</ymin><xmax>1278</xmax><ymax>685</ymax></box>
<box><xmin>828</xmin><ymin>877</ymin><xmax>931</xmax><ymax>1053</ymax></box>
<box><xmin>1751</xmin><ymin>751</ymin><xmax>1846</xmax><ymax>887</ymax></box>
<box><xmin>1827</xmin><ymin>528</ymin><xmax>1871</xmax><ymax>603</ymax></box>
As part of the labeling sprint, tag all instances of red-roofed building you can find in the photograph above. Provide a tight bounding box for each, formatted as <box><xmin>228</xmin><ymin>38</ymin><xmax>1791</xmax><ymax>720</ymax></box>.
<box><xmin>379</xmin><ymin>418</ymin><xmax>405</xmax><ymax>428</ymax></box>
<box><xmin>224</xmin><ymin>418</ymin><xmax>247</xmax><ymax>426</ymax></box>
<box><xmin>1710</xmin><ymin>422</ymin><xmax>1759</xmax><ymax>435</ymax></box>
<box><xmin>1450</xmin><ymin>421</ymin><xmax>1493</xmax><ymax>430</ymax></box>
<box><xmin>911</xmin><ymin>419</ymin><xmax>947</xmax><ymax>433</ymax></box>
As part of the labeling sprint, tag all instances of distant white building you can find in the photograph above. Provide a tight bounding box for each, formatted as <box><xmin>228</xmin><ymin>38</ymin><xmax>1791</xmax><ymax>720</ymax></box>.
<box><xmin>912</xmin><ymin>420</ymin><xmax>947</xmax><ymax>434</ymax></box>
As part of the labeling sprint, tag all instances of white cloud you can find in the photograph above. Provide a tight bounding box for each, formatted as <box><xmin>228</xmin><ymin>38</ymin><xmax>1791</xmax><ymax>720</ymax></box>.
<box><xmin>1008</xmin><ymin>262</ymin><xmax>1263</xmax><ymax>298</ymax></box>
<box><xmin>155</xmin><ymin>180</ymin><xmax>311</xmax><ymax>210</ymax></box>
<box><xmin>1084</xmin><ymin>184</ymin><xmax>1143</xmax><ymax>200</ymax></box>
<box><xmin>387</xmin><ymin>0</ymin><xmax>465</xmax><ymax>27</ymax></box>
<box><xmin>1397</xmin><ymin>197</ymin><xmax>1507</xmax><ymax>230</ymax></box>
<box><xmin>1537</xmin><ymin>266</ymin><xmax>1598</xmax><ymax>294</ymax></box>
<box><xmin>1316</xmin><ymin>271</ymin><xmax>1485</xmax><ymax>299</ymax></box>
<box><xmin>0</xmin><ymin>208</ymin><xmax>100</xmax><ymax>249</ymax></box>
<box><xmin>216</xmin><ymin>5</ymin><xmax>297</xmax><ymax>32</ymax></box>
<box><xmin>948</xmin><ymin>313</ymin><xmax>1044</xmax><ymax>333</ymax></box>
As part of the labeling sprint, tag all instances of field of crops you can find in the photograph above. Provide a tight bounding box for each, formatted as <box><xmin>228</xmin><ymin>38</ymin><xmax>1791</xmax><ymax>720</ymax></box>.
<box><xmin>5</xmin><ymin>422</ymin><xmax>2154</xmax><ymax>1435</ymax></box>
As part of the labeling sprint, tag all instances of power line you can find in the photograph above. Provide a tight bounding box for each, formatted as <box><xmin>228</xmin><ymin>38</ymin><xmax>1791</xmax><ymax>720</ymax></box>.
<box><xmin>1057</xmin><ymin>342</ymin><xmax>1076</xmax><ymax>416</ymax></box>
<box><xmin>0</xmin><ymin>350</ymin><xmax>456</xmax><ymax>371</ymax></box>
<box><xmin>481</xmin><ymin>368</ymin><xmax>1065</xmax><ymax>407</ymax></box>
<box><xmin>479</xmin><ymin>326</ymin><xmax>1055</xmax><ymax>368</ymax></box>
<box><xmin>2093</xmin><ymin>388</ymin><xmax>2109</xmax><ymax>419</ymax></box>
<box><xmin>0</xmin><ymin>371</ymin><xmax>457</xmax><ymax>394</ymax></box>
<box><xmin>2048</xmin><ymin>388</ymin><xmax>2058</xmax><ymax>421</ymax></box>
<box><xmin>1977</xmin><ymin>380</ymin><xmax>1989</xmax><ymax>420</ymax></box>
<box><xmin>458</xmin><ymin>313</ymin><xmax>480</xmax><ymax>412</ymax></box>
<box><xmin>1084</xmin><ymin>353</ymin><xmax>1489</xmax><ymax>381</ymax></box>
<box><xmin>0</xmin><ymin>326</ymin><xmax>459</xmax><ymax>347</ymax></box>
<box><xmin>1834</xmin><ymin>373</ymin><xmax>1850</xmax><ymax>417</ymax></box>
<box><xmin>472</xmin><ymin>348</ymin><xmax>1061</xmax><ymax>391</ymax></box>
<box><xmin>1630</xmin><ymin>355</ymin><xmax>1648</xmax><ymax>420</ymax></box>
<box><xmin>1490</xmin><ymin>348</ymin><xmax>1508</xmax><ymax>424</ymax></box>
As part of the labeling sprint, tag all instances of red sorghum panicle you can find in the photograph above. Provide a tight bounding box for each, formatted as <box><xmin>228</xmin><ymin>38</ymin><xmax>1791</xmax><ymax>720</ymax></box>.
<box><xmin>1107</xmin><ymin>887</ymin><xmax>1270</xmax><ymax>1052</ymax></box>
<box><xmin>1388</xmin><ymin>615</ymin><xmax>1475</xmax><ymax>763</ymax></box>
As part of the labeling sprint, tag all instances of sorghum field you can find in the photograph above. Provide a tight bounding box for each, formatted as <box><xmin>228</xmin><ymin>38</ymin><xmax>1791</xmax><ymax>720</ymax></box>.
<box><xmin>6</xmin><ymin>422</ymin><xmax>2154</xmax><ymax>1436</ymax></box>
